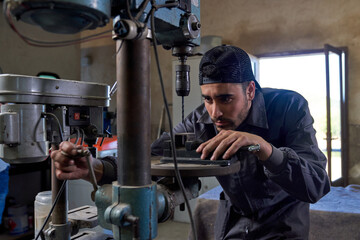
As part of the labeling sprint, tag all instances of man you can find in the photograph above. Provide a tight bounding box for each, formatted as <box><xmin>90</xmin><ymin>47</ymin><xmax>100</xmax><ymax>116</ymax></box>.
<box><xmin>52</xmin><ymin>45</ymin><xmax>330</xmax><ymax>239</ymax></box>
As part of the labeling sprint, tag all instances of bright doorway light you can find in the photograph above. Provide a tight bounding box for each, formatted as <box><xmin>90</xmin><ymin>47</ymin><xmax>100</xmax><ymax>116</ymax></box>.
<box><xmin>259</xmin><ymin>54</ymin><xmax>341</xmax><ymax>181</ymax></box>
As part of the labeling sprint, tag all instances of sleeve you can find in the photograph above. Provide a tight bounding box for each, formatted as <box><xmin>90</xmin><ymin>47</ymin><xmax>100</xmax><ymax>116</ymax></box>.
<box><xmin>98</xmin><ymin>156</ymin><xmax>117</xmax><ymax>185</ymax></box>
<box><xmin>262</xmin><ymin>94</ymin><xmax>330</xmax><ymax>203</ymax></box>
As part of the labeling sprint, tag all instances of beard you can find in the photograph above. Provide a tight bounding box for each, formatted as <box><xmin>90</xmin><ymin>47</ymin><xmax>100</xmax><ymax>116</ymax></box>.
<box><xmin>211</xmin><ymin>104</ymin><xmax>250</xmax><ymax>132</ymax></box>
<box><xmin>212</xmin><ymin>116</ymin><xmax>237</xmax><ymax>131</ymax></box>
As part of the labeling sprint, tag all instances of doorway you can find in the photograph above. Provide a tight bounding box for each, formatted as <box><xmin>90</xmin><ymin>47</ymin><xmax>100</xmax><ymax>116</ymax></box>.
<box><xmin>257</xmin><ymin>46</ymin><xmax>348</xmax><ymax>186</ymax></box>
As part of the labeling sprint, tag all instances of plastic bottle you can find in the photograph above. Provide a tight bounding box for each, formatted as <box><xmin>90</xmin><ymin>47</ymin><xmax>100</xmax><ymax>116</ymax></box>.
<box><xmin>34</xmin><ymin>191</ymin><xmax>52</xmax><ymax>238</ymax></box>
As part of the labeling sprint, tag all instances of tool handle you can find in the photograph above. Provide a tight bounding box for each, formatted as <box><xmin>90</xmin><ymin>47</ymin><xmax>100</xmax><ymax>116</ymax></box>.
<box><xmin>85</xmin><ymin>155</ymin><xmax>98</xmax><ymax>201</ymax></box>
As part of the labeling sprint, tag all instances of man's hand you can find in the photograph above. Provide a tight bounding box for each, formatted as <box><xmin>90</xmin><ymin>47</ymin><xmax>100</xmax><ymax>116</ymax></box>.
<box><xmin>196</xmin><ymin>130</ymin><xmax>272</xmax><ymax>161</ymax></box>
<box><xmin>51</xmin><ymin>141</ymin><xmax>103</xmax><ymax>182</ymax></box>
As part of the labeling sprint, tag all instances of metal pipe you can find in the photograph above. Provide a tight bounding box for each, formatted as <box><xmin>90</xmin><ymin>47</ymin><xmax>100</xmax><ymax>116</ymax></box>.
<box><xmin>116</xmin><ymin>39</ymin><xmax>151</xmax><ymax>186</ymax></box>
<box><xmin>51</xmin><ymin>144</ymin><xmax>68</xmax><ymax>224</ymax></box>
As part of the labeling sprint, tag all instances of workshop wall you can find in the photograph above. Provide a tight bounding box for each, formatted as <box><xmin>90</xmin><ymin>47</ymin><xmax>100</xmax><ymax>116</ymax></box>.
<box><xmin>0</xmin><ymin>4</ymin><xmax>81</xmax><ymax>79</ymax></box>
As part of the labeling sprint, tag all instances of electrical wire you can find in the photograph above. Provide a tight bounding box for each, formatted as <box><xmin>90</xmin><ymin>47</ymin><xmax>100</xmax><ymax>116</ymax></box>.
<box><xmin>126</xmin><ymin>0</ymin><xmax>136</xmax><ymax>21</ymax></box>
<box><xmin>80</xmin><ymin>128</ymin><xmax>85</xmax><ymax>146</ymax></box>
<box><xmin>135</xmin><ymin>0</ymin><xmax>151</xmax><ymax>20</ymax></box>
<box><xmin>110</xmin><ymin>40</ymin><xmax>124</xmax><ymax>93</ymax></box>
<box><xmin>150</xmin><ymin>3</ymin><xmax>197</xmax><ymax>240</ymax></box>
<box><xmin>116</xmin><ymin>40</ymin><xmax>124</xmax><ymax>55</ymax></box>
<box><xmin>75</xmin><ymin>128</ymin><xmax>81</xmax><ymax>145</ymax></box>
<box><xmin>35</xmin><ymin>112</ymin><xmax>67</xmax><ymax>240</ymax></box>
<box><xmin>4</xmin><ymin>2</ymin><xmax>112</xmax><ymax>48</ymax></box>
<box><xmin>41</xmin><ymin>112</ymin><xmax>64</xmax><ymax>142</ymax></box>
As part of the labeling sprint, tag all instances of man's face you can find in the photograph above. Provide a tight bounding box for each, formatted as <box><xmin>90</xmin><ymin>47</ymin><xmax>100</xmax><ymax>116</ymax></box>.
<box><xmin>200</xmin><ymin>82</ymin><xmax>255</xmax><ymax>131</ymax></box>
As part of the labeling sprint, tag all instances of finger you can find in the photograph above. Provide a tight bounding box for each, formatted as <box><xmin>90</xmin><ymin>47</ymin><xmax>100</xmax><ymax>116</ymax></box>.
<box><xmin>201</xmin><ymin>132</ymin><xmax>232</xmax><ymax>159</ymax></box>
<box><xmin>60</xmin><ymin>141</ymin><xmax>83</xmax><ymax>156</ymax></box>
<box><xmin>211</xmin><ymin>134</ymin><xmax>239</xmax><ymax>160</ymax></box>
<box><xmin>55</xmin><ymin>169</ymin><xmax>67</xmax><ymax>180</ymax></box>
<box><xmin>59</xmin><ymin>141</ymin><xmax>75</xmax><ymax>153</ymax></box>
<box><xmin>196</xmin><ymin>130</ymin><xmax>231</xmax><ymax>153</ymax></box>
<box><xmin>50</xmin><ymin>149</ymin><xmax>59</xmax><ymax>160</ymax></box>
<box><xmin>201</xmin><ymin>139</ymin><xmax>222</xmax><ymax>159</ymax></box>
<box><xmin>198</xmin><ymin>133</ymin><xmax>228</xmax><ymax>159</ymax></box>
<box><xmin>196</xmin><ymin>140</ymin><xmax>210</xmax><ymax>153</ymax></box>
<box><xmin>55</xmin><ymin>168</ymin><xmax>83</xmax><ymax>180</ymax></box>
<box><xmin>222</xmin><ymin>137</ymin><xmax>246</xmax><ymax>159</ymax></box>
<box><xmin>51</xmin><ymin>150</ymin><xmax>67</xmax><ymax>163</ymax></box>
<box><xmin>197</xmin><ymin>130</ymin><xmax>234</xmax><ymax>158</ymax></box>
<box><xmin>54</xmin><ymin>159</ymin><xmax>78</xmax><ymax>172</ymax></box>
<box><xmin>51</xmin><ymin>150</ymin><xmax>74</xmax><ymax>164</ymax></box>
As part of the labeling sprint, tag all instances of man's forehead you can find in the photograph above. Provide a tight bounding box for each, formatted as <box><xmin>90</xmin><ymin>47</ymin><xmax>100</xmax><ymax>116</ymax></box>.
<box><xmin>200</xmin><ymin>83</ymin><xmax>243</xmax><ymax>94</ymax></box>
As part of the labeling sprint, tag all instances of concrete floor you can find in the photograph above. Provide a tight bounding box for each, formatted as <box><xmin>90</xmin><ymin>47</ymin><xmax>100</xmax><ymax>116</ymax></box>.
<box><xmin>157</xmin><ymin>221</ymin><xmax>191</xmax><ymax>240</ymax></box>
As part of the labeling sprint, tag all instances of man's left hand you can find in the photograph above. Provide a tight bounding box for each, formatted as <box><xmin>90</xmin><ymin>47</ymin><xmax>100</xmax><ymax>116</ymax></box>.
<box><xmin>196</xmin><ymin>130</ymin><xmax>272</xmax><ymax>161</ymax></box>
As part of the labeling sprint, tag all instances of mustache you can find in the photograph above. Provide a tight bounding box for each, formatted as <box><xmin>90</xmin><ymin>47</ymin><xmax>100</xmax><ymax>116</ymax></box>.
<box><xmin>211</xmin><ymin>116</ymin><xmax>233</xmax><ymax>123</ymax></box>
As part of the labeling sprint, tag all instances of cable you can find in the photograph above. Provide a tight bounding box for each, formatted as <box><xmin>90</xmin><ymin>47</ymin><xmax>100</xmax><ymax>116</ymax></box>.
<box><xmin>116</xmin><ymin>40</ymin><xmax>124</xmax><ymax>55</ymax></box>
<box><xmin>143</xmin><ymin>0</ymin><xmax>180</xmax><ymax>27</ymax></box>
<box><xmin>109</xmin><ymin>38</ymin><xmax>125</xmax><ymax>119</ymax></box>
<box><xmin>80</xmin><ymin>128</ymin><xmax>85</xmax><ymax>146</ymax></box>
<box><xmin>150</xmin><ymin>3</ymin><xmax>197</xmax><ymax>240</ymax></box>
<box><xmin>135</xmin><ymin>0</ymin><xmax>151</xmax><ymax>20</ymax></box>
<box><xmin>21</xmin><ymin>29</ymin><xmax>112</xmax><ymax>45</ymax></box>
<box><xmin>41</xmin><ymin>112</ymin><xmax>64</xmax><ymax>142</ymax></box>
<box><xmin>126</xmin><ymin>0</ymin><xmax>136</xmax><ymax>21</ymax></box>
<box><xmin>75</xmin><ymin>128</ymin><xmax>81</xmax><ymax>145</ymax></box>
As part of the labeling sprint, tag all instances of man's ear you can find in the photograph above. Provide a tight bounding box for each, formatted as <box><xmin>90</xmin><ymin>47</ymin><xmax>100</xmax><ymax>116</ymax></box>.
<box><xmin>247</xmin><ymin>81</ymin><xmax>256</xmax><ymax>101</ymax></box>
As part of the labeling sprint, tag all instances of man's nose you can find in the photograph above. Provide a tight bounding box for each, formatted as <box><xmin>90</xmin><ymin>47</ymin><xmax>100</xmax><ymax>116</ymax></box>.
<box><xmin>211</xmin><ymin>103</ymin><xmax>223</xmax><ymax>119</ymax></box>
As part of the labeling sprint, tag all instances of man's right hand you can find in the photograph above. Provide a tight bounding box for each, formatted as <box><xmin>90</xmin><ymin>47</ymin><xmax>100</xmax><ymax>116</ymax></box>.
<box><xmin>51</xmin><ymin>141</ymin><xmax>103</xmax><ymax>182</ymax></box>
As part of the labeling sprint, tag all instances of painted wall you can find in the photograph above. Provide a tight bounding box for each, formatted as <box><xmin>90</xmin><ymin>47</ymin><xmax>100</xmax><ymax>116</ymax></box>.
<box><xmin>0</xmin><ymin>4</ymin><xmax>81</xmax><ymax>79</ymax></box>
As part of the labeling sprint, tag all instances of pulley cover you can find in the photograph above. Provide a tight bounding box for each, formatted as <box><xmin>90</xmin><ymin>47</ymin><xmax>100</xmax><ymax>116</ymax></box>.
<box><xmin>7</xmin><ymin>0</ymin><xmax>110</xmax><ymax>34</ymax></box>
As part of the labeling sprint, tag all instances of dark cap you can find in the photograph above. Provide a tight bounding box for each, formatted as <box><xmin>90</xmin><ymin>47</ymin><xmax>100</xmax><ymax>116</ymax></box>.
<box><xmin>199</xmin><ymin>45</ymin><xmax>260</xmax><ymax>89</ymax></box>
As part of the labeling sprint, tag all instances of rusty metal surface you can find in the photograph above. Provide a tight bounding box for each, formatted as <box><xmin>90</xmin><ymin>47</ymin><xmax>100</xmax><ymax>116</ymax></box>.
<box><xmin>151</xmin><ymin>157</ymin><xmax>240</xmax><ymax>177</ymax></box>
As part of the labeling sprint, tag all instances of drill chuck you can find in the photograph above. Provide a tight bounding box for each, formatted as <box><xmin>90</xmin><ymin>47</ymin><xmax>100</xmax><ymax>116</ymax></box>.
<box><xmin>175</xmin><ymin>64</ymin><xmax>190</xmax><ymax>97</ymax></box>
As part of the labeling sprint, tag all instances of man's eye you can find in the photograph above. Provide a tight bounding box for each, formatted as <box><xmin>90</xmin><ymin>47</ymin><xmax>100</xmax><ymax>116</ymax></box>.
<box><xmin>220</xmin><ymin>96</ymin><xmax>232</xmax><ymax>103</ymax></box>
<box><xmin>203</xmin><ymin>97</ymin><xmax>212</xmax><ymax>103</ymax></box>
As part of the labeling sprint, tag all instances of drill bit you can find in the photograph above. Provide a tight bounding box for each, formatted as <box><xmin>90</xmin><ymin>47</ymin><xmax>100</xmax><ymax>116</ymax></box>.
<box><xmin>182</xmin><ymin>96</ymin><xmax>188</xmax><ymax>133</ymax></box>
